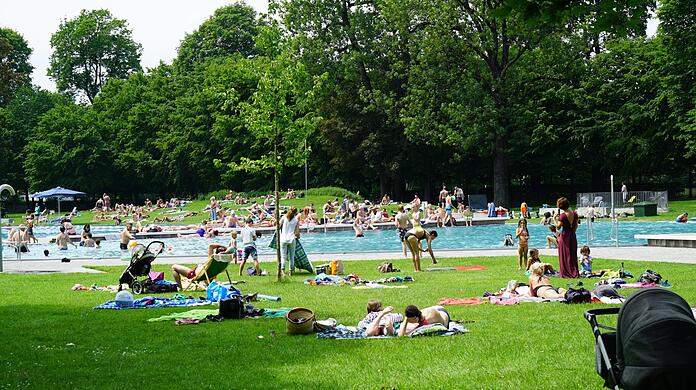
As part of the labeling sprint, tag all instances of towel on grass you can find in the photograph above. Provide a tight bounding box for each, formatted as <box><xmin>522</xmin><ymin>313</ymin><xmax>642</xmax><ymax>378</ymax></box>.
<box><xmin>269</xmin><ymin>232</ymin><xmax>314</xmax><ymax>273</ymax></box>
<box><xmin>317</xmin><ymin>322</ymin><xmax>468</xmax><ymax>339</ymax></box>
<box><xmin>455</xmin><ymin>266</ymin><xmax>488</xmax><ymax>271</ymax></box>
<box><xmin>94</xmin><ymin>296</ymin><xmax>212</xmax><ymax>310</ymax></box>
<box><xmin>148</xmin><ymin>308</ymin><xmax>291</xmax><ymax>322</ymax></box>
<box><xmin>439</xmin><ymin>298</ymin><xmax>486</xmax><ymax>305</ymax></box>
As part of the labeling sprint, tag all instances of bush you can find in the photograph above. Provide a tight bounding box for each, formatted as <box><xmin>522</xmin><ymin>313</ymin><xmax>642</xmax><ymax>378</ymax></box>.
<box><xmin>305</xmin><ymin>187</ymin><xmax>362</xmax><ymax>200</ymax></box>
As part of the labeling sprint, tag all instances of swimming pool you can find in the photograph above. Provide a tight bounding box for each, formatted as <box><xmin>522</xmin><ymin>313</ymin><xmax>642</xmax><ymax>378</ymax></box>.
<box><xmin>3</xmin><ymin>221</ymin><xmax>695</xmax><ymax>260</ymax></box>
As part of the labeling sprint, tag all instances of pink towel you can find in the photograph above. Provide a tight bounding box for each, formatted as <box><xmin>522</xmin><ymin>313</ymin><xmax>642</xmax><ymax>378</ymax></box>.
<box><xmin>455</xmin><ymin>266</ymin><xmax>488</xmax><ymax>271</ymax></box>
<box><xmin>438</xmin><ymin>297</ymin><xmax>485</xmax><ymax>305</ymax></box>
<box><xmin>491</xmin><ymin>298</ymin><xmax>520</xmax><ymax>305</ymax></box>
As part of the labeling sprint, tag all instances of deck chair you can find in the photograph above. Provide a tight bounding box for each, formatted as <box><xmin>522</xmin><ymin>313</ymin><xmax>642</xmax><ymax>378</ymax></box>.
<box><xmin>626</xmin><ymin>195</ymin><xmax>637</xmax><ymax>206</ymax></box>
<box><xmin>184</xmin><ymin>253</ymin><xmax>233</xmax><ymax>292</ymax></box>
<box><xmin>591</xmin><ymin>196</ymin><xmax>604</xmax><ymax>208</ymax></box>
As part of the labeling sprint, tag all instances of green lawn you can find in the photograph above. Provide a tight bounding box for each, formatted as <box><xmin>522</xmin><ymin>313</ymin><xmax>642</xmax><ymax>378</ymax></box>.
<box><xmin>1</xmin><ymin>256</ymin><xmax>694</xmax><ymax>389</ymax></box>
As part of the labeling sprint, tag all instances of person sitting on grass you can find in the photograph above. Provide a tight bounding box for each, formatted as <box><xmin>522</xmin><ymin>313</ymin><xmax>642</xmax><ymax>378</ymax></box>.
<box><xmin>404</xmin><ymin>227</ymin><xmax>438</xmax><ymax>271</ymax></box>
<box><xmin>528</xmin><ymin>262</ymin><xmax>566</xmax><ymax>299</ymax></box>
<box><xmin>397</xmin><ymin>305</ymin><xmax>450</xmax><ymax>337</ymax></box>
<box><xmin>358</xmin><ymin>300</ymin><xmax>404</xmax><ymax>336</ymax></box>
<box><xmin>171</xmin><ymin>243</ymin><xmax>229</xmax><ymax>288</ymax></box>
<box><xmin>525</xmin><ymin>248</ymin><xmax>557</xmax><ymax>274</ymax></box>
<box><xmin>580</xmin><ymin>245</ymin><xmax>593</xmax><ymax>277</ymax></box>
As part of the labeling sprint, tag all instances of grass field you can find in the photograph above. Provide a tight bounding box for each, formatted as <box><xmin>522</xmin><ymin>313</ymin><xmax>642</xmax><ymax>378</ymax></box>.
<box><xmin>7</xmin><ymin>197</ymin><xmax>695</xmax><ymax>228</ymax></box>
<box><xmin>1</xmin><ymin>255</ymin><xmax>694</xmax><ymax>389</ymax></box>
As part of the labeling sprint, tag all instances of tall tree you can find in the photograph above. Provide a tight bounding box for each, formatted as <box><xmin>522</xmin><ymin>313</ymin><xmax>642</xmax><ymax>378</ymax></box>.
<box><xmin>176</xmin><ymin>2</ymin><xmax>259</xmax><ymax>70</ymax></box>
<box><xmin>0</xmin><ymin>28</ymin><xmax>33</xmax><ymax>106</ymax></box>
<box><xmin>48</xmin><ymin>9</ymin><xmax>142</xmax><ymax>103</ymax></box>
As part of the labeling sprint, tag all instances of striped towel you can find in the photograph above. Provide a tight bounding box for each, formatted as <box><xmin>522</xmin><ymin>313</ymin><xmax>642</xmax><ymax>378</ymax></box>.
<box><xmin>269</xmin><ymin>232</ymin><xmax>314</xmax><ymax>273</ymax></box>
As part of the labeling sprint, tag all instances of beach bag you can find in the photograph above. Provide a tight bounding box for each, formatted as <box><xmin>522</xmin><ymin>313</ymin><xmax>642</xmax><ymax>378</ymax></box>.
<box><xmin>207</xmin><ymin>281</ymin><xmax>230</xmax><ymax>302</ymax></box>
<box><xmin>286</xmin><ymin>308</ymin><xmax>315</xmax><ymax>335</ymax></box>
<box><xmin>219</xmin><ymin>296</ymin><xmax>244</xmax><ymax>319</ymax></box>
<box><xmin>565</xmin><ymin>287</ymin><xmax>591</xmax><ymax>304</ymax></box>
<box><xmin>148</xmin><ymin>271</ymin><xmax>164</xmax><ymax>282</ymax></box>
<box><xmin>638</xmin><ymin>270</ymin><xmax>662</xmax><ymax>284</ymax></box>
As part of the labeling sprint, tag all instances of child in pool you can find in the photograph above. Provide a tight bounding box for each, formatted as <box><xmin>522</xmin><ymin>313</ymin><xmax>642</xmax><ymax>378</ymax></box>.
<box><xmin>503</xmin><ymin>234</ymin><xmax>514</xmax><ymax>247</ymax></box>
<box><xmin>580</xmin><ymin>246</ymin><xmax>593</xmax><ymax>276</ymax></box>
<box><xmin>515</xmin><ymin>219</ymin><xmax>529</xmax><ymax>270</ymax></box>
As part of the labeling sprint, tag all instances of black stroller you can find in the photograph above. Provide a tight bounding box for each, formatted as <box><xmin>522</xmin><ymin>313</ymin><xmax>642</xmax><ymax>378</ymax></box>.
<box><xmin>584</xmin><ymin>288</ymin><xmax>696</xmax><ymax>389</ymax></box>
<box><xmin>118</xmin><ymin>241</ymin><xmax>167</xmax><ymax>294</ymax></box>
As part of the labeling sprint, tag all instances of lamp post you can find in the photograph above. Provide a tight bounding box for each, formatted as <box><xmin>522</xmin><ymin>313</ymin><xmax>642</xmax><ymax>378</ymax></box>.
<box><xmin>0</xmin><ymin>184</ymin><xmax>17</xmax><ymax>272</ymax></box>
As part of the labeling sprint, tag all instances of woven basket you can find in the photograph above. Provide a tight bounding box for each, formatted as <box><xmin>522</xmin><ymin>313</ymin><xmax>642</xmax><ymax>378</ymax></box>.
<box><xmin>285</xmin><ymin>307</ymin><xmax>315</xmax><ymax>335</ymax></box>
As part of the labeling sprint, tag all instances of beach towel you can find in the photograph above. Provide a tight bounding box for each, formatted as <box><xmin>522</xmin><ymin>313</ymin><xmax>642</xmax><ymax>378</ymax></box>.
<box><xmin>269</xmin><ymin>232</ymin><xmax>314</xmax><ymax>273</ymax></box>
<box><xmin>351</xmin><ymin>284</ymin><xmax>408</xmax><ymax>289</ymax></box>
<box><xmin>438</xmin><ymin>298</ymin><xmax>486</xmax><ymax>305</ymax></box>
<box><xmin>147</xmin><ymin>308</ymin><xmax>291</xmax><ymax>322</ymax></box>
<box><xmin>94</xmin><ymin>296</ymin><xmax>212</xmax><ymax>310</ymax></box>
<box><xmin>317</xmin><ymin>322</ymin><xmax>468</xmax><ymax>339</ymax></box>
<box><xmin>455</xmin><ymin>265</ymin><xmax>488</xmax><ymax>271</ymax></box>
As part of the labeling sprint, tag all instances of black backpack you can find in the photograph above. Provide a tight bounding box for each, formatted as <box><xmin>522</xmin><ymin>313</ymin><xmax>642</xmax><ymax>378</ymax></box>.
<box><xmin>219</xmin><ymin>296</ymin><xmax>244</xmax><ymax>319</ymax></box>
<box><xmin>565</xmin><ymin>287</ymin><xmax>591</xmax><ymax>304</ymax></box>
<box><xmin>638</xmin><ymin>269</ymin><xmax>662</xmax><ymax>284</ymax></box>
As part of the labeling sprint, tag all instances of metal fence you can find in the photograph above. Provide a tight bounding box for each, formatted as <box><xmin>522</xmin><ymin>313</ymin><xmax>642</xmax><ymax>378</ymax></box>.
<box><xmin>576</xmin><ymin>191</ymin><xmax>669</xmax><ymax>211</ymax></box>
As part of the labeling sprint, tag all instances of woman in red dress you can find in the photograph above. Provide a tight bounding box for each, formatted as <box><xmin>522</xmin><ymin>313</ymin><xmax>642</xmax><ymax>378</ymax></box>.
<box><xmin>555</xmin><ymin>197</ymin><xmax>579</xmax><ymax>278</ymax></box>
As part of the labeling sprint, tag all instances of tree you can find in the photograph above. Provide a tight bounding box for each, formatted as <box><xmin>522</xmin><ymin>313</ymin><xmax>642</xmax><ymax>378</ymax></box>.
<box><xmin>48</xmin><ymin>9</ymin><xmax>142</xmax><ymax>103</ymax></box>
<box><xmin>224</xmin><ymin>56</ymin><xmax>324</xmax><ymax>281</ymax></box>
<box><xmin>0</xmin><ymin>28</ymin><xmax>33</xmax><ymax>106</ymax></box>
<box><xmin>176</xmin><ymin>2</ymin><xmax>259</xmax><ymax>70</ymax></box>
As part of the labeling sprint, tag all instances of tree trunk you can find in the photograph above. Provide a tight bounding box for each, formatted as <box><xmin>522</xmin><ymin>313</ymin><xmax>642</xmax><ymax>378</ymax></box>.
<box><xmin>493</xmin><ymin>136</ymin><xmax>510</xmax><ymax>206</ymax></box>
<box><xmin>274</xmin><ymin>166</ymin><xmax>282</xmax><ymax>282</ymax></box>
<box><xmin>689</xmin><ymin>167</ymin><xmax>693</xmax><ymax>199</ymax></box>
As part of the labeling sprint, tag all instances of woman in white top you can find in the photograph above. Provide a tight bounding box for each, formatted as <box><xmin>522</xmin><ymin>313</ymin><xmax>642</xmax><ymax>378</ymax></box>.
<box><xmin>279</xmin><ymin>206</ymin><xmax>300</xmax><ymax>276</ymax></box>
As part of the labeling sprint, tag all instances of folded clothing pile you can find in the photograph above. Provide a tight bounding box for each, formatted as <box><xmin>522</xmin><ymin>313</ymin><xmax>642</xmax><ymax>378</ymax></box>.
<box><xmin>304</xmin><ymin>273</ymin><xmax>414</xmax><ymax>286</ymax></box>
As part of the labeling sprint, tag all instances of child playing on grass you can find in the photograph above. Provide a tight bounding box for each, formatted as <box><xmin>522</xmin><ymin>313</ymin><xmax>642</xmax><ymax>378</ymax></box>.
<box><xmin>515</xmin><ymin>219</ymin><xmax>529</xmax><ymax>270</ymax></box>
<box><xmin>228</xmin><ymin>231</ymin><xmax>238</xmax><ymax>264</ymax></box>
<box><xmin>580</xmin><ymin>246</ymin><xmax>593</xmax><ymax>277</ymax></box>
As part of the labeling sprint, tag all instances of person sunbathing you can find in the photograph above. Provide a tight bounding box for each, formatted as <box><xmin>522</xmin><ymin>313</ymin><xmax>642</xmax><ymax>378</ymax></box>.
<box><xmin>528</xmin><ymin>262</ymin><xmax>566</xmax><ymax>299</ymax></box>
<box><xmin>171</xmin><ymin>244</ymin><xmax>230</xmax><ymax>288</ymax></box>
<box><xmin>359</xmin><ymin>300</ymin><xmax>404</xmax><ymax>336</ymax></box>
<box><xmin>397</xmin><ymin>305</ymin><xmax>450</xmax><ymax>337</ymax></box>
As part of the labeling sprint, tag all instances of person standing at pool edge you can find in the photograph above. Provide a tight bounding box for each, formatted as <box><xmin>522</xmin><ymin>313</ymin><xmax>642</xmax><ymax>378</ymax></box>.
<box><xmin>621</xmin><ymin>182</ymin><xmax>628</xmax><ymax>205</ymax></box>
<box><xmin>279</xmin><ymin>206</ymin><xmax>300</xmax><ymax>276</ymax></box>
<box><xmin>555</xmin><ymin>197</ymin><xmax>579</xmax><ymax>278</ymax></box>
<box><xmin>395</xmin><ymin>204</ymin><xmax>410</xmax><ymax>257</ymax></box>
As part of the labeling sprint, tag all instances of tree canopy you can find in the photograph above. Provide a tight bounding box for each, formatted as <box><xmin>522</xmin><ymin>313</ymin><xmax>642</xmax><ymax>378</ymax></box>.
<box><xmin>0</xmin><ymin>28</ymin><xmax>33</xmax><ymax>106</ymax></box>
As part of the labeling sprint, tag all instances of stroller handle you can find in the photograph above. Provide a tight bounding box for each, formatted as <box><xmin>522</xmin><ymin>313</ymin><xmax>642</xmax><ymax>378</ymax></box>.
<box><xmin>584</xmin><ymin>308</ymin><xmax>620</xmax><ymax>323</ymax></box>
<box><xmin>145</xmin><ymin>241</ymin><xmax>165</xmax><ymax>254</ymax></box>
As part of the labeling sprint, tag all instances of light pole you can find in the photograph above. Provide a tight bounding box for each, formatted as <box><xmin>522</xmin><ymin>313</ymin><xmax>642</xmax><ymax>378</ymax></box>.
<box><xmin>0</xmin><ymin>184</ymin><xmax>17</xmax><ymax>272</ymax></box>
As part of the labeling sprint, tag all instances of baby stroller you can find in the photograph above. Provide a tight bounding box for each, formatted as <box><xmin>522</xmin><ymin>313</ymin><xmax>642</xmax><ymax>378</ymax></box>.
<box><xmin>118</xmin><ymin>241</ymin><xmax>166</xmax><ymax>294</ymax></box>
<box><xmin>584</xmin><ymin>288</ymin><xmax>696</xmax><ymax>389</ymax></box>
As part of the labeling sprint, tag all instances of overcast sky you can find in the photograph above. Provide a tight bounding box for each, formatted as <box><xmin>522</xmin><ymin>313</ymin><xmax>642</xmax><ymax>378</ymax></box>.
<box><xmin>1</xmin><ymin>1</ymin><xmax>657</xmax><ymax>92</ymax></box>
<box><xmin>0</xmin><ymin>0</ymin><xmax>269</xmax><ymax>91</ymax></box>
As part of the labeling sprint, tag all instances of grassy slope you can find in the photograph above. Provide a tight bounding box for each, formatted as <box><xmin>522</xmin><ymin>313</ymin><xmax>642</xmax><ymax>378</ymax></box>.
<box><xmin>1</xmin><ymin>256</ymin><xmax>694</xmax><ymax>389</ymax></box>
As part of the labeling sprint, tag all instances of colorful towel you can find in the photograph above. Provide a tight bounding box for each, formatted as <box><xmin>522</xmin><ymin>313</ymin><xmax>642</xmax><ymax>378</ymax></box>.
<box><xmin>317</xmin><ymin>322</ymin><xmax>468</xmax><ymax>339</ymax></box>
<box><xmin>94</xmin><ymin>297</ymin><xmax>212</xmax><ymax>310</ymax></box>
<box><xmin>439</xmin><ymin>298</ymin><xmax>486</xmax><ymax>305</ymax></box>
<box><xmin>306</xmin><ymin>274</ymin><xmax>414</xmax><ymax>286</ymax></box>
<box><xmin>269</xmin><ymin>232</ymin><xmax>314</xmax><ymax>273</ymax></box>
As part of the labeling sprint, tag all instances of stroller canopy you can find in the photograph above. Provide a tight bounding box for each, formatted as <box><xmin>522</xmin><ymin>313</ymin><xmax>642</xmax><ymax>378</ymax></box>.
<box><xmin>617</xmin><ymin>288</ymin><xmax>696</xmax><ymax>389</ymax></box>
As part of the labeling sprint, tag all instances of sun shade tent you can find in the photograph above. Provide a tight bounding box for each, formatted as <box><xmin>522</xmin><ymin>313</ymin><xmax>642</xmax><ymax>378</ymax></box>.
<box><xmin>30</xmin><ymin>186</ymin><xmax>87</xmax><ymax>215</ymax></box>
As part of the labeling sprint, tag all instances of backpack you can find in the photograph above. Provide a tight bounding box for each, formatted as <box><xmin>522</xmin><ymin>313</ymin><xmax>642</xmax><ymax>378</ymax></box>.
<box><xmin>565</xmin><ymin>287</ymin><xmax>591</xmax><ymax>304</ymax></box>
<box><xmin>638</xmin><ymin>269</ymin><xmax>662</xmax><ymax>284</ymax></box>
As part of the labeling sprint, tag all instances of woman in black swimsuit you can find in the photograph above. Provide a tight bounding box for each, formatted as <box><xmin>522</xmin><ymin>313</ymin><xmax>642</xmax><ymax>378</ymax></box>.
<box><xmin>404</xmin><ymin>227</ymin><xmax>437</xmax><ymax>272</ymax></box>
<box><xmin>528</xmin><ymin>262</ymin><xmax>566</xmax><ymax>299</ymax></box>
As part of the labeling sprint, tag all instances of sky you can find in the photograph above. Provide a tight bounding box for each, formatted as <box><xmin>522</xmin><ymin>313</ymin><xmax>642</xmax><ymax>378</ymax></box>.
<box><xmin>0</xmin><ymin>0</ymin><xmax>269</xmax><ymax>91</ymax></box>
<box><xmin>1</xmin><ymin>1</ymin><xmax>657</xmax><ymax>92</ymax></box>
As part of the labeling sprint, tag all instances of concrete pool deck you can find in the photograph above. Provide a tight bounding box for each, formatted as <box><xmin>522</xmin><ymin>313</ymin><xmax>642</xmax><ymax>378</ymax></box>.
<box><xmin>3</xmin><ymin>245</ymin><xmax>696</xmax><ymax>274</ymax></box>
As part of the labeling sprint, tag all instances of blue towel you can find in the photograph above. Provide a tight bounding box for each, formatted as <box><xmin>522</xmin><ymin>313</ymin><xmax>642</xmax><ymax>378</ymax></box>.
<box><xmin>94</xmin><ymin>296</ymin><xmax>213</xmax><ymax>310</ymax></box>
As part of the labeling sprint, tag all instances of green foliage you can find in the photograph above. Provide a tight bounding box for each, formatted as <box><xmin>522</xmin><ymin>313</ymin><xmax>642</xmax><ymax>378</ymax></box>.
<box><xmin>0</xmin><ymin>28</ymin><xmax>33</xmax><ymax>106</ymax></box>
<box><xmin>305</xmin><ymin>186</ymin><xmax>361</xmax><ymax>200</ymax></box>
<box><xmin>175</xmin><ymin>2</ymin><xmax>259</xmax><ymax>70</ymax></box>
<box><xmin>48</xmin><ymin>9</ymin><xmax>142</xmax><ymax>103</ymax></box>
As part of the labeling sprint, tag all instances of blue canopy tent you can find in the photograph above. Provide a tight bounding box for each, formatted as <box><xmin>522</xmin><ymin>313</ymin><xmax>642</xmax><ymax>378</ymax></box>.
<box><xmin>31</xmin><ymin>186</ymin><xmax>87</xmax><ymax>215</ymax></box>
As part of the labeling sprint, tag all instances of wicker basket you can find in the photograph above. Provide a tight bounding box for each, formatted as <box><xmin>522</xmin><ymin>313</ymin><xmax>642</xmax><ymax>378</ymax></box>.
<box><xmin>285</xmin><ymin>307</ymin><xmax>315</xmax><ymax>335</ymax></box>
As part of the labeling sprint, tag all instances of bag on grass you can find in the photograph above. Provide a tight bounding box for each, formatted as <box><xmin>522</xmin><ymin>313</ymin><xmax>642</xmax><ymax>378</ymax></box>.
<box><xmin>219</xmin><ymin>296</ymin><xmax>244</xmax><ymax>319</ymax></box>
<box><xmin>565</xmin><ymin>287</ymin><xmax>591</xmax><ymax>304</ymax></box>
<box><xmin>638</xmin><ymin>269</ymin><xmax>662</xmax><ymax>284</ymax></box>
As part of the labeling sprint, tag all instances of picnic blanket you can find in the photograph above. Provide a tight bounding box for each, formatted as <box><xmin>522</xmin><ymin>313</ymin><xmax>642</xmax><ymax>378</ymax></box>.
<box><xmin>94</xmin><ymin>296</ymin><xmax>212</xmax><ymax>310</ymax></box>
<box><xmin>148</xmin><ymin>308</ymin><xmax>291</xmax><ymax>322</ymax></box>
<box><xmin>317</xmin><ymin>322</ymin><xmax>469</xmax><ymax>339</ymax></box>
<box><xmin>305</xmin><ymin>274</ymin><xmax>414</xmax><ymax>286</ymax></box>
<box><xmin>269</xmin><ymin>232</ymin><xmax>314</xmax><ymax>273</ymax></box>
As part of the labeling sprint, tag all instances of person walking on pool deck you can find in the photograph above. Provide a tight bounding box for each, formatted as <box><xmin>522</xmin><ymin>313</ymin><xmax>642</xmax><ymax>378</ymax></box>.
<box><xmin>555</xmin><ymin>197</ymin><xmax>579</xmax><ymax>278</ymax></box>
<box><xmin>240</xmin><ymin>218</ymin><xmax>259</xmax><ymax>276</ymax></box>
<box><xmin>397</xmin><ymin>305</ymin><xmax>450</xmax><ymax>337</ymax></box>
<box><xmin>404</xmin><ymin>227</ymin><xmax>437</xmax><ymax>272</ymax></box>
<box><xmin>395</xmin><ymin>204</ymin><xmax>410</xmax><ymax>257</ymax></box>
<box><xmin>279</xmin><ymin>206</ymin><xmax>301</xmax><ymax>276</ymax></box>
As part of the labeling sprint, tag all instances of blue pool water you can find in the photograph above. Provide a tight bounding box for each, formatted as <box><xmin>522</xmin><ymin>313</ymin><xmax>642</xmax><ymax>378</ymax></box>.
<box><xmin>2</xmin><ymin>221</ymin><xmax>695</xmax><ymax>260</ymax></box>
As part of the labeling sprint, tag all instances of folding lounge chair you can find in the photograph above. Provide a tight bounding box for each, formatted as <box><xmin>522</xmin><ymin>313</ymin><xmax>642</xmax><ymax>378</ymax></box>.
<box><xmin>626</xmin><ymin>196</ymin><xmax>637</xmax><ymax>206</ymax></box>
<box><xmin>184</xmin><ymin>254</ymin><xmax>233</xmax><ymax>291</ymax></box>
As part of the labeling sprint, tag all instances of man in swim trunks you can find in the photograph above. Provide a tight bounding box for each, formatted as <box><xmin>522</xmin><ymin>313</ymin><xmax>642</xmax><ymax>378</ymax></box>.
<box><xmin>395</xmin><ymin>204</ymin><xmax>410</xmax><ymax>257</ymax></box>
<box><xmin>404</xmin><ymin>227</ymin><xmax>438</xmax><ymax>271</ymax></box>
<box><xmin>55</xmin><ymin>226</ymin><xmax>77</xmax><ymax>250</ymax></box>
<box><xmin>120</xmin><ymin>223</ymin><xmax>135</xmax><ymax>250</ymax></box>
<box><xmin>397</xmin><ymin>305</ymin><xmax>450</xmax><ymax>336</ymax></box>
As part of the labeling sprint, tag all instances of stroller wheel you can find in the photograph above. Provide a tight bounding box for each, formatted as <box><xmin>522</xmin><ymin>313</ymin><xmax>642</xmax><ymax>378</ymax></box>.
<box><xmin>132</xmin><ymin>281</ymin><xmax>143</xmax><ymax>295</ymax></box>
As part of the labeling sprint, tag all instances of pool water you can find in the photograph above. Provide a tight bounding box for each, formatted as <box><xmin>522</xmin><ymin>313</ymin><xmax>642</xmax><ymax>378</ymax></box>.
<box><xmin>2</xmin><ymin>221</ymin><xmax>695</xmax><ymax>260</ymax></box>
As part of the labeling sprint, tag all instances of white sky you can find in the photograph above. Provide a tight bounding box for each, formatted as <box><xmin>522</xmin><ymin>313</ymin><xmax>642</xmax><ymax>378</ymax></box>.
<box><xmin>1</xmin><ymin>1</ymin><xmax>657</xmax><ymax>92</ymax></box>
<box><xmin>0</xmin><ymin>0</ymin><xmax>269</xmax><ymax>91</ymax></box>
